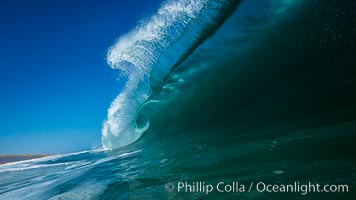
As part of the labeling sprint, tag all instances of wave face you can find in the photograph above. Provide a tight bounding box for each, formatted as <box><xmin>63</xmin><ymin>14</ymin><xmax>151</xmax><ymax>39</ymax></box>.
<box><xmin>102</xmin><ymin>0</ymin><xmax>239</xmax><ymax>149</ymax></box>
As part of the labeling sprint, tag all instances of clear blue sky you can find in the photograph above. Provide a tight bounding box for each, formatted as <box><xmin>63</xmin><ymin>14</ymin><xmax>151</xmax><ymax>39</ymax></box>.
<box><xmin>0</xmin><ymin>0</ymin><xmax>163</xmax><ymax>154</ymax></box>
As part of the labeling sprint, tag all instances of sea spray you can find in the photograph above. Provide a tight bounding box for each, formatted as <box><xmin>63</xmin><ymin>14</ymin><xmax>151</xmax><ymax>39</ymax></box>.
<box><xmin>102</xmin><ymin>0</ymin><xmax>239</xmax><ymax>149</ymax></box>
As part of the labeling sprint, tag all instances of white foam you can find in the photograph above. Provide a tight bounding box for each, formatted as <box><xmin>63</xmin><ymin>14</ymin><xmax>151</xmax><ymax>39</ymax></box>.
<box><xmin>49</xmin><ymin>182</ymin><xmax>107</xmax><ymax>200</ymax></box>
<box><xmin>102</xmin><ymin>0</ymin><xmax>207</xmax><ymax>149</ymax></box>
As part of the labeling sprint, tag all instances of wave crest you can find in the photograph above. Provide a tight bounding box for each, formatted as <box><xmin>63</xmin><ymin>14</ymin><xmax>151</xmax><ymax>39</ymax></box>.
<box><xmin>102</xmin><ymin>0</ymin><xmax>239</xmax><ymax>149</ymax></box>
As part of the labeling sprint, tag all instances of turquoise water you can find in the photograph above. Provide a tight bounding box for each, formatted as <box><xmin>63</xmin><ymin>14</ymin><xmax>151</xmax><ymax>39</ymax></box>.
<box><xmin>1</xmin><ymin>0</ymin><xmax>355</xmax><ymax>199</ymax></box>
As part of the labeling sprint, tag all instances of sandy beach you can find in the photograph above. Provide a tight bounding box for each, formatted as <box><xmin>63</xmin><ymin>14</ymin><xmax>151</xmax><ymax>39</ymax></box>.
<box><xmin>0</xmin><ymin>154</ymin><xmax>50</xmax><ymax>165</ymax></box>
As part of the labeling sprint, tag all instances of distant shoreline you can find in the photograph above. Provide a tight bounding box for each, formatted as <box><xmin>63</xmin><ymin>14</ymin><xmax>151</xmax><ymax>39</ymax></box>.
<box><xmin>0</xmin><ymin>154</ymin><xmax>51</xmax><ymax>165</ymax></box>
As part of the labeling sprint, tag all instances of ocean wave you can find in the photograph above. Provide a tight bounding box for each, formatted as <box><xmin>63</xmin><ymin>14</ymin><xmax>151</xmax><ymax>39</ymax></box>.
<box><xmin>102</xmin><ymin>0</ymin><xmax>239</xmax><ymax>149</ymax></box>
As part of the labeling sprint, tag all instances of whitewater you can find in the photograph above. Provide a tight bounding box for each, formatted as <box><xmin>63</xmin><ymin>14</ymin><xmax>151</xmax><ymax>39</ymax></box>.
<box><xmin>101</xmin><ymin>0</ymin><xmax>239</xmax><ymax>149</ymax></box>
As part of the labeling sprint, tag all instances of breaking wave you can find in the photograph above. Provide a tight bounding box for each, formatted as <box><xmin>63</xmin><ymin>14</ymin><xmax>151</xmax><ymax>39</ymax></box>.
<box><xmin>101</xmin><ymin>0</ymin><xmax>239</xmax><ymax>149</ymax></box>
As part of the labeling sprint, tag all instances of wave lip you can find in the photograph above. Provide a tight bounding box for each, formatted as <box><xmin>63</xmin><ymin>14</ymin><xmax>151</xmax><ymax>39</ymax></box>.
<box><xmin>102</xmin><ymin>0</ymin><xmax>239</xmax><ymax>149</ymax></box>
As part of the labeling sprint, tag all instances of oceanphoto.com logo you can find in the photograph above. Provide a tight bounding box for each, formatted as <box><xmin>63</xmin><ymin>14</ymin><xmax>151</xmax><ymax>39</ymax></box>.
<box><xmin>165</xmin><ymin>181</ymin><xmax>349</xmax><ymax>195</ymax></box>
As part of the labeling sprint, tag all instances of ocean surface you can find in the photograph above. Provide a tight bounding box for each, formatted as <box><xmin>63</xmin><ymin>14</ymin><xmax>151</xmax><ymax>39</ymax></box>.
<box><xmin>1</xmin><ymin>0</ymin><xmax>355</xmax><ymax>199</ymax></box>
